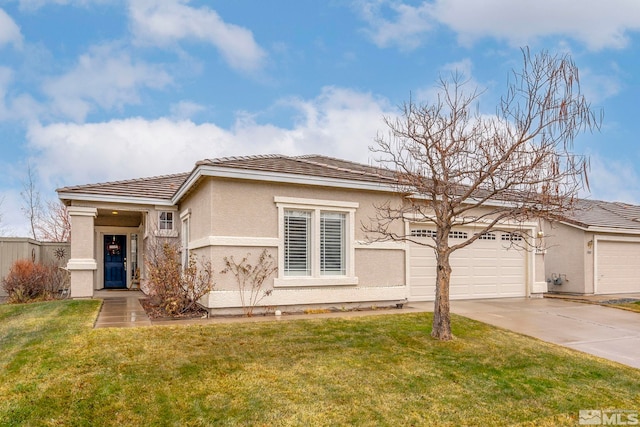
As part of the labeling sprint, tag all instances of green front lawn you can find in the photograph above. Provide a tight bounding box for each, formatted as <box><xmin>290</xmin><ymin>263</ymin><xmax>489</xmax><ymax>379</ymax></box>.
<box><xmin>1</xmin><ymin>300</ymin><xmax>639</xmax><ymax>426</ymax></box>
<box><xmin>606</xmin><ymin>300</ymin><xmax>640</xmax><ymax>313</ymax></box>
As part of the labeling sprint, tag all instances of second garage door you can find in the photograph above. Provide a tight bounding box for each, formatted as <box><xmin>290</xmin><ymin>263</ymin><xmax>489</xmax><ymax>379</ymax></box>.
<box><xmin>409</xmin><ymin>227</ymin><xmax>527</xmax><ymax>301</ymax></box>
<box><xmin>596</xmin><ymin>240</ymin><xmax>640</xmax><ymax>294</ymax></box>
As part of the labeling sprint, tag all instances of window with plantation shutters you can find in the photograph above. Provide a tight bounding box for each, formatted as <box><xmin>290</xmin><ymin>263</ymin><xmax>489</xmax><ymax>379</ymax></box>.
<box><xmin>320</xmin><ymin>212</ymin><xmax>345</xmax><ymax>275</ymax></box>
<box><xmin>275</xmin><ymin>196</ymin><xmax>358</xmax><ymax>287</ymax></box>
<box><xmin>284</xmin><ymin>210</ymin><xmax>311</xmax><ymax>276</ymax></box>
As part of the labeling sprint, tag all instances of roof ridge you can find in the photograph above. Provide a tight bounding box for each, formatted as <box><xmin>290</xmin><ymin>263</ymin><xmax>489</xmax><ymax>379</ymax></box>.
<box><xmin>197</xmin><ymin>154</ymin><xmax>282</xmax><ymax>166</ymax></box>
<box><xmin>292</xmin><ymin>155</ymin><xmax>394</xmax><ymax>181</ymax></box>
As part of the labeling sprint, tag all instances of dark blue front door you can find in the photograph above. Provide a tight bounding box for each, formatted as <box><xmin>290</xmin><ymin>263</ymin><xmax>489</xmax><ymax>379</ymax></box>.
<box><xmin>104</xmin><ymin>235</ymin><xmax>127</xmax><ymax>289</ymax></box>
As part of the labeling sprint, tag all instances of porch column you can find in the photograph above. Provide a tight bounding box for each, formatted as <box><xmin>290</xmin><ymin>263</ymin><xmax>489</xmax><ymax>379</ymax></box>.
<box><xmin>67</xmin><ymin>206</ymin><xmax>98</xmax><ymax>298</ymax></box>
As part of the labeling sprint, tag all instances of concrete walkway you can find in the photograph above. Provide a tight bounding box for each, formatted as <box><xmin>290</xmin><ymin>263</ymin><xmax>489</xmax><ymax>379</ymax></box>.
<box><xmin>450</xmin><ymin>297</ymin><xmax>640</xmax><ymax>370</ymax></box>
<box><xmin>94</xmin><ymin>290</ymin><xmax>152</xmax><ymax>328</ymax></box>
<box><xmin>92</xmin><ymin>291</ymin><xmax>640</xmax><ymax>369</ymax></box>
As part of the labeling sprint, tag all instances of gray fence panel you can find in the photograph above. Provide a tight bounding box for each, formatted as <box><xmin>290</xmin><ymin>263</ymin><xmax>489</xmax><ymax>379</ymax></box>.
<box><xmin>0</xmin><ymin>238</ymin><xmax>71</xmax><ymax>297</ymax></box>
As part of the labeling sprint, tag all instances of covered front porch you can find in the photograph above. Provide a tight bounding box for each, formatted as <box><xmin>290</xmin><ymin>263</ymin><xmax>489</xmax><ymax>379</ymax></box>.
<box><xmin>67</xmin><ymin>206</ymin><xmax>148</xmax><ymax>298</ymax></box>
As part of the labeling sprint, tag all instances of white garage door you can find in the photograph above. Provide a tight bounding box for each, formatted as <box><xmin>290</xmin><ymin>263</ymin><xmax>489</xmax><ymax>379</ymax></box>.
<box><xmin>597</xmin><ymin>240</ymin><xmax>640</xmax><ymax>294</ymax></box>
<box><xmin>409</xmin><ymin>228</ymin><xmax>527</xmax><ymax>301</ymax></box>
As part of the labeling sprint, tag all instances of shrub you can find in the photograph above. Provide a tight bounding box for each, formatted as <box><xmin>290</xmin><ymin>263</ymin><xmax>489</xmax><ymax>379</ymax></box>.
<box><xmin>145</xmin><ymin>240</ymin><xmax>213</xmax><ymax>316</ymax></box>
<box><xmin>2</xmin><ymin>259</ymin><xmax>68</xmax><ymax>303</ymax></box>
<box><xmin>221</xmin><ymin>249</ymin><xmax>277</xmax><ymax>317</ymax></box>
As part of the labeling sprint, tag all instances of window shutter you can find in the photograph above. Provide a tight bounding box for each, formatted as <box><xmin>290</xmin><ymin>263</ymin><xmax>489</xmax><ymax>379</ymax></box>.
<box><xmin>284</xmin><ymin>210</ymin><xmax>311</xmax><ymax>276</ymax></box>
<box><xmin>320</xmin><ymin>212</ymin><xmax>345</xmax><ymax>275</ymax></box>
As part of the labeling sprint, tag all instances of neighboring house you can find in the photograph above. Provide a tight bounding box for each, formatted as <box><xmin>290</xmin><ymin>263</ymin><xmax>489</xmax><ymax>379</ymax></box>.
<box><xmin>57</xmin><ymin>154</ymin><xmax>547</xmax><ymax>314</ymax></box>
<box><xmin>544</xmin><ymin>199</ymin><xmax>640</xmax><ymax>295</ymax></box>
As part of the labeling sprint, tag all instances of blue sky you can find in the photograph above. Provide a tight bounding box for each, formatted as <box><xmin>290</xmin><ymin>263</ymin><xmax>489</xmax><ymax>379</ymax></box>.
<box><xmin>1</xmin><ymin>0</ymin><xmax>640</xmax><ymax>235</ymax></box>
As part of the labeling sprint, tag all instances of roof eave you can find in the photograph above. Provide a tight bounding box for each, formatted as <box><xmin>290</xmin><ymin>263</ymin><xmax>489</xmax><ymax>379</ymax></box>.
<box><xmin>553</xmin><ymin>219</ymin><xmax>640</xmax><ymax>235</ymax></box>
<box><xmin>171</xmin><ymin>165</ymin><xmax>397</xmax><ymax>204</ymax></box>
<box><xmin>57</xmin><ymin>191</ymin><xmax>175</xmax><ymax>207</ymax></box>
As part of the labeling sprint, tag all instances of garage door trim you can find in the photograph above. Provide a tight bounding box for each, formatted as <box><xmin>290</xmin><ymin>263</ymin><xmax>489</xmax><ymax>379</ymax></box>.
<box><xmin>406</xmin><ymin>221</ymin><xmax>537</xmax><ymax>301</ymax></box>
<box><xmin>594</xmin><ymin>235</ymin><xmax>640</xmax><ymax>294</ymax></box>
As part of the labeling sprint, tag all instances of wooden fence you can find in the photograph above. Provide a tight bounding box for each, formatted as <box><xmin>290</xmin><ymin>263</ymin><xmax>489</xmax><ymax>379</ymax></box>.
<box><xmin>0</xmin><ymin>238</ymin><xmax>71</xmax><ymax>297</ymax></box>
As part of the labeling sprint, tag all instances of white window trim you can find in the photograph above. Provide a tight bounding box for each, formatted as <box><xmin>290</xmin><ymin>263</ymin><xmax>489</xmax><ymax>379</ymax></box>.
<box><xmin>180</xmin><ymin>208</ymin><xmax>191</xmax><ymax>270</ymax></box>
<box><xmin>274</xmin><ymin>197</ymin><xmax>358</xmax><ymax>287</ymax></box>
<box><xmin>159</xmin><ymin>211</ymin><xmax>174</xmax><ymax>230</ymax></box>
<box><xmin>152</xmin><ymin>207</ymin><xmax>179</xmax><ymax>237</ymax></box>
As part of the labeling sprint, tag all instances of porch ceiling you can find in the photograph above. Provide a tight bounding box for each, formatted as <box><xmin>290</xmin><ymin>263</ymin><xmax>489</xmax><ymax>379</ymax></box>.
<box><xmin>96</xmin><ymin>209</ymin><xmax>143</xmax><ymax>227</ymax></box>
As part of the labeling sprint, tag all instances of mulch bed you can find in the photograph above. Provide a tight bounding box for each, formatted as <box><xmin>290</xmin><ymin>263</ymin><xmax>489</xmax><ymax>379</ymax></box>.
<box><xmin>139</xmin><ymin>298</ymin><xmax>209</xmax><ymax>320</ymax></box>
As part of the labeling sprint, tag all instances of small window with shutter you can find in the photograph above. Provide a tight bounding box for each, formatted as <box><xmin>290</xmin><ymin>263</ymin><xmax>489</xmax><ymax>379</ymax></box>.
<box><xmin>320</xmin><ymin>212</ymin><xmax>346</xmax><ymax>275</ymax></box>
<box><xmin>284</xmin><ymin>210</ymin><xmax>311</xmax><ymax>276</ymax></box>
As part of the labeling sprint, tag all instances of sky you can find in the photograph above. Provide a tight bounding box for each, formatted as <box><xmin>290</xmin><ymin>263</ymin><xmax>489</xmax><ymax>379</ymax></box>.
<box><xmin>1</xmin><ymin>0</ymin><xmax>640</xmax><ymax>236</ymax></box>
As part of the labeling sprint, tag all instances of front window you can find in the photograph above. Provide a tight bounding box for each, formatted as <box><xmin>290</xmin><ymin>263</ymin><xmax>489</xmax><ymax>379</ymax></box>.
<box><xmin>159</xmin><ymin>211</ymin><xmax>174</xmax><ymax>230</ymax></box>
<box><xmin>284</xmin><ymin>210</ymin><xmax>311</xmax><ymax>276</ymax></box>
<box><xmin>320</xmin><ymin>212</ymin><xmax>345</xmax><ymax>275</ymax></box>
<box><xmin>276</xmin><ymin>197</ymin><xmax>357</xmax><ymax>286</ymax></box>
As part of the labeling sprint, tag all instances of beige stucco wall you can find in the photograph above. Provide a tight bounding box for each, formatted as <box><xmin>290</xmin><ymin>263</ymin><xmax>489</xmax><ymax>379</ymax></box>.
<box><xmin>182</xmin><ymin>178</ymin><xmax>550</xmax><ymax>303</ymax></box>
<box><xmin>543</xmin><ymin>221</ymin><xmax>590</xmax><ymax>294</ymax></box>
<box><xmin>355</xmin><ymin>248</ymin><xmax>405</xmax><ymax>287</ymax></box>
<box><xmin>192</xmin><ymin>246</ymin><xmax>277</xmax><ymax>291</ymax></box>
<box><xmin>182</xmin><ymin>178</ymin><xmax>405</xmax><ymax>241</ymax></box>
<box><xmin>61</xmin><ymin>174</ymin><xmax>549</xmax><ymax>305</ymax></box>
<box><xmin>178</xmin><ymin>178</ymin><xmax>408</xmax><ymax>312</ymax></box>
<box><xmin>179</xmin><ymin>179</ymin><xmax>213</xmax><ymax>240</ymax></box>
<box><xmin>183</xmin><ymin>179</ymin><xmax>407</xmax><ymax>291</ymax></box>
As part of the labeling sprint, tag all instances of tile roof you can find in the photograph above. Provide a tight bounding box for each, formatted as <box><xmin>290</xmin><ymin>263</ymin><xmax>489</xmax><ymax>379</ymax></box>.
<box><xmin>57</xmin><ymin>172</ymin><xmax>190</xmax><ymax>201</ymax></box>
<box><xmin>561</xmin><ymin>199</ymin><xmax>640</xmax><ymax>231</ymax></box>
<box><xmin>57</xmin><ymin>154</ymin><xmax>396</xmax><ymax>202</ymax></box>
<box><xmin>196</xmin><ymin>154</ymin><xmax>397</xmax><ymax>184</ymax></box>
<box><xmin>57</xmin><ymin>153</ymin><xmax>640</xmax><ymax>233</ymax></box>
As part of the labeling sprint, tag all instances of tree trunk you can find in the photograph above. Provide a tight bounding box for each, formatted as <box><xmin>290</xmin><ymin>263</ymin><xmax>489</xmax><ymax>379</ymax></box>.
<box><xmin>432</xmin><ymin>249</ymin><xmax>453</xmax><ymax>340</ymax></box>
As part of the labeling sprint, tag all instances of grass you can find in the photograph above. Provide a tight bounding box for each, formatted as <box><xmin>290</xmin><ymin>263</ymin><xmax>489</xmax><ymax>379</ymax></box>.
<box><xmin>1</xmin><ymin>301</ymin><xmax>639</xmax><ymax>426</ymax></box>
<box><xmin>605</xmin><ymin>300</ymin><xmax>640</xmax><ymax>313</ymax></box>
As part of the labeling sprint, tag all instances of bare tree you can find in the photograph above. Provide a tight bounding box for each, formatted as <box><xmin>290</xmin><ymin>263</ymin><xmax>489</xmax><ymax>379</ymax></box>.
<box><xmin>20</xmin><ymin>163</ymin><xmax>43</xmax><ymax>240</ymax></box>
<box><xmin>36</xmin><ymin>200</ymin><xmax>71</xmax><ymax>242</ymax></box>
<box><xmin>19</xmin><ymin>163</ymin><xmax>71</xmax><ymax>242</ymax></box>
<box><xmin>367</xmin><ymin>49</ymin><xmax>601</xmax><ymax>340</ymax></box>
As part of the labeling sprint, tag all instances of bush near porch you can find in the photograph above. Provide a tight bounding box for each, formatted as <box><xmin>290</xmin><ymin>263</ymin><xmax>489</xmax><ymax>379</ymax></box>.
<box><xmin>1</xmin><ymin>300</ymin><xmax>639</xmax><ymax>426</ymax></box>
<box><xmin>1</xmin><ymin>259</ymin><xmax>69</xmax><ymax>303</ymax></box>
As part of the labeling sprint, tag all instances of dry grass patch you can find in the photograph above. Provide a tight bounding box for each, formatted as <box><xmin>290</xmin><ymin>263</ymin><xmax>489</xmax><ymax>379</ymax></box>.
<box><xmin>606</xmin><ymin>300</ymin><xmax>640</xmax><ymax>313</ymax></box>
<box><xmin>1</xmin><ymin>300</ymin><xmax>639</xmax><ymax>426</ymax></box>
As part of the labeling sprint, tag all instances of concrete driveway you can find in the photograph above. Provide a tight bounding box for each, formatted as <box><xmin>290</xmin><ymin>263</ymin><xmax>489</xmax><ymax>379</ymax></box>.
<box><xmin>448</xmin><ymin>298</ymin><xmax>640</xmax><ymax>370</ymax></box>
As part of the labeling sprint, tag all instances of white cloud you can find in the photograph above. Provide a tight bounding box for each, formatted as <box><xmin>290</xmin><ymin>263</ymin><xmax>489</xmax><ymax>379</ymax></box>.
<box><xmin>584</xmin><ymin>155</ymin><xmax>640</xmax><ymax>203</ymax></box>
<box><xmin>42</xmin><ymin>44</ymin><xmax>172</xmax><ymax>122</ymax></box>
<box><xmin>26</xmin><ymin>87</ymin><xmax>392</xmax><ymax>190</ymax></box>
<box><xmin>0</xmin><ymin>189</ymin><xmax>30</xmax><ymax>237</ymax></box>
<box><xmin>414</xmin><ymin>58</ymin><xmax>486</xmax><ymax>105</ymax></box>
<box><xmin>356</xmin><ymin>0</ymin><xmax>640</xmax><ymax>51</ymax></box>
<box><xmin>169</xmin><ymin>101</ymin><xmax>206</xmax><ymax>120</ymax></box>
<box><xmin>0</xmin><ymin>66</ymin><xmax>46</xmax><ymax>123</ymax></box>
<box><xmin>16</xmin><ymin>0</ymin><xmax>109</xmax><ymax>11</ymax></box>
<box><xmin>356</xmin><ymin>0</ymin><xmax>434</xmax><ymax>50</ymax></box>
<box><xmin>580</xmin><ymin>66</ymin><xmax>622</xmax><ymax>104</ymax></box>
<box><xmin>0</xmin><ymin>66</ymin><xmax>14</xmax><ymax>118</ymax></box>
<box><xmin>129</xmin><ymin>0</ymin><xmax>267</xmax><ymax>73</ymax></box>
<box><xmin>0</xmin><ymin>8</ymin><xmax>22</xmax><ymax>49</ymax></box>
<box><xmin>433</xmin><ymin>0</ymin><xmax>640</xmax><ymax>50</ymax></box>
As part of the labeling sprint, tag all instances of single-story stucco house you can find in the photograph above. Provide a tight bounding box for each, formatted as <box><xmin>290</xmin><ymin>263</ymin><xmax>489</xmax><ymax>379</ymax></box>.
<box><xmin>544</xmin><ymin>199</ymin><xmax>640</xmax><ymax>295</ymax></box>
<box><xmin>57</xmin><ymin>154</ymin><xmax>552</xmax><ymax>314</ymax></box>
